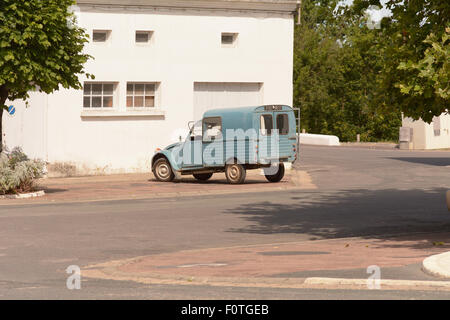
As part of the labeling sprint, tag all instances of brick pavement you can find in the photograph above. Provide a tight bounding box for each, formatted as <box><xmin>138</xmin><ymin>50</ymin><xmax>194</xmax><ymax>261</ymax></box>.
<box><xmin>0</xmin><ymin>169</ymin><xmax>315</xmax><ymax>205</ymax></box>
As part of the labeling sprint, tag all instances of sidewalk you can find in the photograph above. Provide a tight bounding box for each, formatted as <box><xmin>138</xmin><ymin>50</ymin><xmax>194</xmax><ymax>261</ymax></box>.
<box><xmin>82</xmin><ymin>233</ymin><xmax>450</xmax><ymax>291</ymax></box>
<box><xmin>0</xmin><ymin>169</ymin><xmax>316</xmax><ymax>206</ymax></box>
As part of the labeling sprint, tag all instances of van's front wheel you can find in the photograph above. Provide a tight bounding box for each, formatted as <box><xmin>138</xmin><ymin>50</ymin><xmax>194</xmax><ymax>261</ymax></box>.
<box><xmin>225</xmin><ymin>163</ymin><xmax>246</xmax><ymax>184</ymax></box>
<box><xmin>264</xmin><ymin>163</ymin><xmax>285</xmax><ymax>183</ymax></box>
<box><xmin>153</xmin><ymin>158</ymin><xmax>175</xmax><ymax>182</ymax></box>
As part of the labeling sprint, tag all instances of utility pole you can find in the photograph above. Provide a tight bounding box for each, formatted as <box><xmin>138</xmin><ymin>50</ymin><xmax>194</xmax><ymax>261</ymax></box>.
<box><xmin>296</xmin><ymin>0</ymin><xmax>302</xmax><ymax>25</ymax></box>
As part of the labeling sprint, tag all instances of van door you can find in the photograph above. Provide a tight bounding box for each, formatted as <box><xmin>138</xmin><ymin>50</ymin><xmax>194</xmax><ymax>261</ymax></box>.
<box><xmin>181</xmin><ymin>120</ymin><xmax>203</xmax><ymax>169</ymax></box>
<box><xmin>202</xmin><ymin>117</ymin><xmax>223</xmax><ymax>167</ymax></box>
<box><xmin>258</xmin><ymin>113</ymin><xmax>274</xmax><ymax>164</ymax></box>
<box><xmin>274</xmin><ymin>111</ymin><xmax>295</xmax><ymax>160</ymax></box>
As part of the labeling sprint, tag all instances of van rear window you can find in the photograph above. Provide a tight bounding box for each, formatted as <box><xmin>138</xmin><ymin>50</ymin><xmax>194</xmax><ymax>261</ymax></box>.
<box><xmin>260</xmin><ymin>114</ymin><xmax>273</xmax><ymax>135</ymax></box>
<box><xmin>276</xmin><ymin>114</ymin><xmax>289</xmax><ymax>135</ymax></box>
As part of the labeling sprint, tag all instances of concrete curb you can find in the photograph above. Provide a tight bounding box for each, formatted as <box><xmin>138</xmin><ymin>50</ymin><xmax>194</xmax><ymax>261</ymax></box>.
<box><xmin>423</xmin><ymin>251</ymin><xmax>450</xmax><ymax>279</ymax></box>
<box><xmin>299</xmin><ymin>133</ymin><xmax>340</xmax><ymax>146</ymax></box>
<box><xmin>0</xmin><ymin>190</ymin><xmax>45</xmax><ymax>199</ymax></box>
<box><xmin>304</xmin><ymin>277</ymin><xmax>450</xmax><ymax>290</ymax></box>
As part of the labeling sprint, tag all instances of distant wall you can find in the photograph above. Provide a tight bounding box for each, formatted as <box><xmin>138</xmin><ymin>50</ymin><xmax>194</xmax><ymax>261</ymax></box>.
<box><xmin>402</xmin><ymin>112</ymin><xmax>450</xmax><ymax>150</ymax></box>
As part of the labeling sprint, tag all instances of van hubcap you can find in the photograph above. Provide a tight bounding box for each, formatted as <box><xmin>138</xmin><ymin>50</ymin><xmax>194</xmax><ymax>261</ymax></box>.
<box><xmin>228</xmin><ymin>165</ymin><xmax>239</xmax><ymax>180</ymax></box>
<box><xmin>157</xmin><ymin>163</ymin><xmax>170</xmax><ymax>178</ymax></box>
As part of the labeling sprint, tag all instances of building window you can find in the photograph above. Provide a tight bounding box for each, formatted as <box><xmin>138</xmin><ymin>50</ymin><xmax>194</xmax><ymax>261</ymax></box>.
<box><xmin>127</xmin><ymin>83</ymin><xmax>156</xmax><ymax>108</ymax></box>
<box><xmin>433</xmin><ymin>116</ymin><xmax>441</xmax><ymax>136</ymax></box>
<box><xmin>83</xmin><ymin>83</ymin><xmax>115</xmax><ymax>108</ymax></box>
<box><xmin>135</xmin><ymin>31</ymin><xmax>153</xmax><ymax>44</ymax></box>
<box><xmin>221</xmin><ymin>33</ymin><xmax>238</xmax><ymax>47</ymax></box>
<box><xmin>92</xmin><ymin>30</ymin><xmax>110</xmax><ymax>42</ymax></box>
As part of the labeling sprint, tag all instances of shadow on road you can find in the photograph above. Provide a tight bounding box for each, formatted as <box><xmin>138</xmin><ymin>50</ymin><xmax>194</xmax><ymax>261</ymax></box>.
<box><xmin>389</xmin><ymin>157</ymin><xmax>450</xmax><ymax>167</ymax></box>
<box><xmin>225</xmin><ymin>188</ymin><xmax>450</xmax><ymax>250</ymax></box>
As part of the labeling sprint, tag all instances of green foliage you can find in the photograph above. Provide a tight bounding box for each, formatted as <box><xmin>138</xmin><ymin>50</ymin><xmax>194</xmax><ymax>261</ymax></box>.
<box><xmin>294</xmin><ymin>0</ymin><xmax>448</xmax><ymax>141</ymax></box>
<box><xmin>0</xmin><ymin>0</ymin><xmax>93</xmax><ymax>150</ymax></box>
<box><xmin>293</xmin><ymin>0</ymin><xmax>401</xmax><ymax>142</ymax></box>
<box><xmin>397</xmin><ymin>29</ymin><xmax>450</xmax><ymax>100</ymax></box>
<box><xmin>8</xmin><ymin>145</ymin><xmax>29</xmax><ymax>168</ymax></box>
<box><xmin>0</xmin><ymin>0</ymin><xmax>93</xmax><ymax>106</ymax></box>
<box><xmin>354</xmin><ymin>0</ymin><xmax>450</xmax><ymax>122</ymax></box>
<box><xmin>0</xmin><ymin>147</ymin><xmax>45</xmax><ymax>194</ymax></box>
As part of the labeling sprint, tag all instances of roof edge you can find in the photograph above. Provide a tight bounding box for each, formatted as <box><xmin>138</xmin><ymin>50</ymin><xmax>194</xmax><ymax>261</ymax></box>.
<box><xmin>76</xmin><ymin>0</ymin><xmax>300</xmax><ymax>13</ymax></box>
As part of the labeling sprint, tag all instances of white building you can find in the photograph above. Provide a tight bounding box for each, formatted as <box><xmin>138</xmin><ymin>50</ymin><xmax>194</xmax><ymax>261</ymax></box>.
<box><xmin>400</xmin><ymin>113</ymin><xmax>450</xmax><ymax>150</ymax></box>
<box><xmin>3</xmin><ymin>0</ymin><xmax>298</xmax><ymax>175</ymax></box>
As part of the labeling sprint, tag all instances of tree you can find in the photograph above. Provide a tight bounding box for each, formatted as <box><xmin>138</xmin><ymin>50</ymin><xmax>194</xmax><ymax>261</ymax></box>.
<box><xmin>353</xmin><ymin>0</ymin><xmax>450</xmax><ymax>122</ymax></box>
<box><xmin>0</xmin><ymin>0</ymin><xmax>93</xmax><ymax>151</ymax></box>
<box><xmin>293</xmin><ymin>0</ymin><xmax>401</xmax><ymax>141</ymax></box>
<box><xmin>397</xmin><ymin>28</ymin><xmax>450</xmax><ymax>102</ymax></box>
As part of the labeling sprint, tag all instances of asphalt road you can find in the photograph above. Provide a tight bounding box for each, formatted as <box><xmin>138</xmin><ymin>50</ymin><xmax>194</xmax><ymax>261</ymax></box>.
<box><xmin>0</xmin><ymin>145</ymin><xmax>449</xmax><ymax>299</ymax></box>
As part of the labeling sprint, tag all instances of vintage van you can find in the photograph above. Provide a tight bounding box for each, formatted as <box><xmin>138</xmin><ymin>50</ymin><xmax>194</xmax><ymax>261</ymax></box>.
<box><xmin>151</xmin><ymin>105</ymin><xmax>298</xmax><ymax>184</ymax></box>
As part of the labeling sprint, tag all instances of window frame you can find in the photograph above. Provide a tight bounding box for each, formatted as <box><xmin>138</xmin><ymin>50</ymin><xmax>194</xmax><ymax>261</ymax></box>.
<box><xmin>202</xmin><ymin>117</ymin><xmax>223</xmax><ymax>142</ymax></box>
<box><xmin>135</xmin><ymin>30</ymin><xmax>153</xmax><ymax>45</ymax></box>
<box><xmin>276</xmin><ymin>113</ymin><xmax>289</xmax><ymax>135</ymax></box>
<box><xmin>260</xmin><ymin>114</ymin><xmax>273</xmax><ymax>136</ymax></box>
<box><xmin>83</xmin><ymin>82</ymin><xmax>117</xmax><ymax>109</ymax></box>
<box><xmin>92</xmin><ymin>30</ymin><xmax>111</xmax><ymax>43</ymax></box>
<box><xmin>126</xmin><ymin>82</ymin><xmax>158</xmax><ymax>109</ymax></box>
<box><xmin>221</xmin><ymin>32</ymin><xmax>238</xmax><ymax>48</ymax></box>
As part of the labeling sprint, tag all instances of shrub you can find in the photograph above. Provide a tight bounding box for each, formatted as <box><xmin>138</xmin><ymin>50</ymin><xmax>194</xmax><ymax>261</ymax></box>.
<box><xmin>0</xmin><ymin>147</ymin><xmax>45</xmax><ymax>194</ymax></box>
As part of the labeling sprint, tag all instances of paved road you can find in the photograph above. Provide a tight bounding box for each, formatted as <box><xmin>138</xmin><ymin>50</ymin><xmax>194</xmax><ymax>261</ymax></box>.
<box><xmin>0</xmin><ymin>146</ymin><xmax>449</xmax><ymax>299</ymax></box>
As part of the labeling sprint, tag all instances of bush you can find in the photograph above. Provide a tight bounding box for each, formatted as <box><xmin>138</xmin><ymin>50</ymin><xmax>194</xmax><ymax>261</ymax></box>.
<box><xmin>0</xmin><ymin>147</ymin><xmax>45</xmax><ymax>194</ymax></box>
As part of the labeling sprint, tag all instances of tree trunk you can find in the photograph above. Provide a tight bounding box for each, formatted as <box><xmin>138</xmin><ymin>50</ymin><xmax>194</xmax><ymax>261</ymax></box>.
<box><xmin>0</xmin><ymin>85</ymin><xmax>9</xmax><ymax>153</ymax></box>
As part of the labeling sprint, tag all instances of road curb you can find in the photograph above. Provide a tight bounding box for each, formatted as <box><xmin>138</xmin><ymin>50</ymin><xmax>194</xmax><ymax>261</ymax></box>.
<box><xmin>82</xmin><ymin>261</ymin><xmax>450</xmax><ymax>291</ymax></box>
<box><xmin>304</xmin><ymin>277</ymin><xmax>450</xmax><ymax>290</ymax></box>
<box><xmin>423</xmin><ymin>251</ymin><xmax>450</xmax><ymax>279</ymax></box>
<box><xmin>0</xmin><ymin>190</ymin><xmax>45</xmax><ymax>199</ymax></box>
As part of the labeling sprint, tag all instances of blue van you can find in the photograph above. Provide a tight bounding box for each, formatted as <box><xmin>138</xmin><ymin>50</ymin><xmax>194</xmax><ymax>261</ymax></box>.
<box><xmin>151</xmin><ymin>105</ymin><xmax>298</xmax><ymax>184</ymax></box>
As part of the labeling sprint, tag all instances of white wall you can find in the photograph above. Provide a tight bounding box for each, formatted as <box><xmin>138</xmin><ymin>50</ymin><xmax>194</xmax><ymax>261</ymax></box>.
<box><xmin>2</xmin><ymin>93</ymin><xmax>47</xmax><ymax>160</ymax></box>
<box><xmin>3</xmin><ymin>7</ymin><xmax>294</xmax><ymax>173</ymax></box>
<box><xmin>402</xmin><ymin>113</ymin><xmax>450</xmax><ymax>150</ymax></box>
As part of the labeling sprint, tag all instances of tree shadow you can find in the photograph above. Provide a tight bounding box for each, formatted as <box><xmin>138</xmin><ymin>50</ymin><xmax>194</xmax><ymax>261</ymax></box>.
<box><xmin>225</xmin><ymin>188</ymin><xmax>450</xmax><ymax>250</ymax></box>
<box><xmin>389</xmin><ymin>157</ymin><xmax>450</xmax><ymax>166</ymax></box>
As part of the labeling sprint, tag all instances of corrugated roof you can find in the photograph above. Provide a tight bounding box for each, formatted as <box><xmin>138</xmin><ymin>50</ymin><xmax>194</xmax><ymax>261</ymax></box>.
<box><xmin>76</xmin><ymin>0</ymin><xmax>299</xmax><ymax>13</ymax></box>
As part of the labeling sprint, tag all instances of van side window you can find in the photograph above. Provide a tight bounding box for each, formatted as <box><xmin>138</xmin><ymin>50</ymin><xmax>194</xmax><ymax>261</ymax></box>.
<box><xmin>260</xmin><ymin>114</ymin><xmax>273</xmax><ymax>135</ymax></box>
<box><xmin>276</xmin><ymin>114</ymin><xmax>289</xmax><ymax>135</ymax></box>
<box><xmin>203</xmin><ymin>117</ymin><xmax>222</xmax><ymax>141</ymax></box>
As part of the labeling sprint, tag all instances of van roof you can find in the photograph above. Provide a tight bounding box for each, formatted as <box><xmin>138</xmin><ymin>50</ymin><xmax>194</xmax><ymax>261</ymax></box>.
<box><xmin>203</xmin><ymin>105</ymin><xmax>293</xmax><ymax>118</ymax></box>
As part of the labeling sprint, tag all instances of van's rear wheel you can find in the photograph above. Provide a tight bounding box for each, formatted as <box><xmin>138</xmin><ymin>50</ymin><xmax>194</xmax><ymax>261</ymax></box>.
<box><xmin>193</xmin><ymin>173</ymin><xmax>213</xmax><ymax>181</ymax></box>
<box><xmin>264</xmin><ymin>163</ymin><xmax>285</xmax><ymax>183</ymax></box>
<box><xmin>153</xmin><ymin>158</ymin><xmax>175</xmax><ymax>182</ymax></box>
<box><xmin>225</xmin><ymin>163</ymin><xmax>246</xmax><ymax>184</ymax></box>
